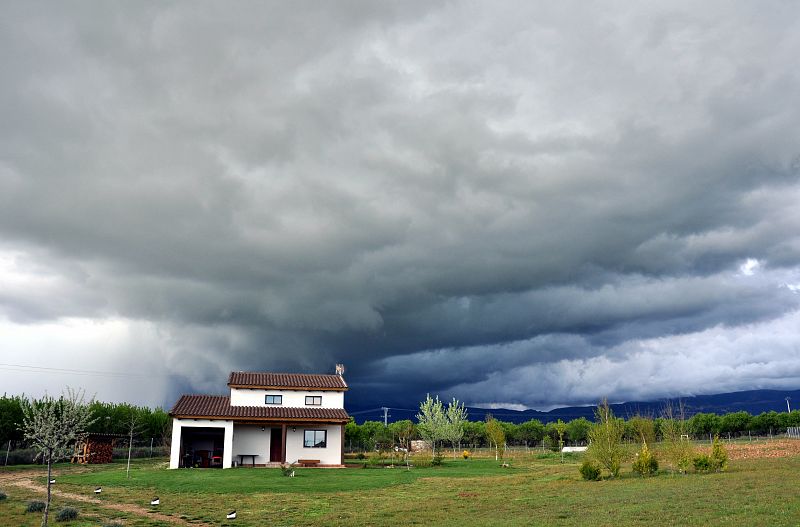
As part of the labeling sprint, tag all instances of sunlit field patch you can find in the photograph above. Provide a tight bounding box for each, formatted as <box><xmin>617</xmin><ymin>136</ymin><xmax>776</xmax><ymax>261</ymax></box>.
<box><xmin>1</xmin><ymin>452</ymin><xmax>799</xmax><ymax>526</ymax></box>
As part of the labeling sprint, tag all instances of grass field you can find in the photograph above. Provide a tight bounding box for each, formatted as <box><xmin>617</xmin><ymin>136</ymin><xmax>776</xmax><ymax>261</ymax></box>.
<box><xmin>1</xmin><ymin>450</ymin><xmax>800</xmax><ymax>526</ymax></box>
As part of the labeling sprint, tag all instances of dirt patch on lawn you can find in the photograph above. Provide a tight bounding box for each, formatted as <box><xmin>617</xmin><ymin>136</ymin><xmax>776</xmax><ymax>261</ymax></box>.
<box><xmin>0</xmin><ymin>470</ymin><xmax>211</xmax><ymax>526</ymax></box>
<box><xmin>697</xmin><ymin>439</ymin><xmax>800</xmax><ymax>460</ymax></box>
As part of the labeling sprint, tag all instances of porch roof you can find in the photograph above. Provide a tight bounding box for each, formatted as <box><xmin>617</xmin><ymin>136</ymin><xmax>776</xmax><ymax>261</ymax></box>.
<box><xmin>169</xmin><ymin>395</ymin><xmax>350</xmax><ymax>422</ymax></box>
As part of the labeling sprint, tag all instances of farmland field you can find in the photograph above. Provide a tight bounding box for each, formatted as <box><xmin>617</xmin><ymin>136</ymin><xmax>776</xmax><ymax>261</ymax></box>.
<box><xmin>1</xmin><ymin>446</ymin><xmax>799</xmax><ymax>526</ymax></box>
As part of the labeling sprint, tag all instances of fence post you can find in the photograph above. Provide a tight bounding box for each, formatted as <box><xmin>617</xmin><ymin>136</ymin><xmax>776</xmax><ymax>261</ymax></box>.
<box><xmin>4</xmin><ymin>440</ymin><xmax>10</xmax><ymax>466</ymax></box>
<box><xmin>150</xmin><ymin>437</ymin><xmax>154</xmax><ymax>458</ymax></box>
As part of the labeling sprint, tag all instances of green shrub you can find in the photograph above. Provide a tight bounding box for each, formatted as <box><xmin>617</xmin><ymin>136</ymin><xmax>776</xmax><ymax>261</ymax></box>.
<box><xmin>587</xmin><ymin>399</ymin><xmax>626</xmax><ymax>478</ymax></box>
<box><xmin>664</xmin><ymin>440</ymin><xmax>695</xmax><ymax>474</ymax></box>
<box><xmin>412</xmin><ymin>457</ymin><xmax>433</xmax><ymax>468</ymax></box>
<box><xmin>660</xmin><ymin>406</ymin><xmax>695</xmax><ymax>474</ymax></box>
<box><xmin>356</xmin><ymin>452</ymin><xmax>366</xmax><ymax>460</ymax></box>
<box><xmin>632</xmin><ymin>441</ymin><xmax>659</xmax><ymax>477</ymax></box>
<box><xmin>366</xmin><ymin>455</ymin><xmax>398</xmax><ymax>468</ymax></box>
<box><xmin>55</xmin><ymin>506</ymin><xmax>78</xmax><ymax>522</ymax></box>
<box><xmin>431</xmin><ymin>453</ymin><xmax>444</xmax><ymax>466</ymax></box>
<box><xmin>579</xmin><ymin>460</ymin><xmax>602</xmax><ymax>481</ymax></box>
<box><xmin>26</xmin><ymin>500</ymin><xmax>45</xmax><ymax>513</ymax></box>
<box><xmin>280</xmin><ymin>463</ymin><xmax>296</xmax><ymax>477</ymax></box>
<box><xmin>693</xmin><ymin>454</ymin><xmax>712</xmax><ymax>472</ymax></box>
<box><xmin>710</xmin><ymin>435</ymin><xmax>728</xmax><ymax>472</ymax></box>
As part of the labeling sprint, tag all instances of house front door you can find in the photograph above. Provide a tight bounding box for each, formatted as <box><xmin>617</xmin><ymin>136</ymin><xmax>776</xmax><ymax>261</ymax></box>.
<box><xmin>269</xmin><ymin>428</ymin><xmax>282</xmax><ymax>462</ymax></box>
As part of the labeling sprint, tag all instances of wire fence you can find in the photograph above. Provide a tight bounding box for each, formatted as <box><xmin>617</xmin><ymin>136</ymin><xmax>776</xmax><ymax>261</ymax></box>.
<box><xmin>2</xmin><ymin>437</ymin><xmax>170</xmax><ymax>466</ymax></box>
<box><xmin>344</xmin><ymin>429</ymin><xmax>799</xmax><ymax>455</ymax></box>
<box><xmin>4</xmin><ymin>429</ymin><xmax>798</xmax><ymax>466</ymax></box>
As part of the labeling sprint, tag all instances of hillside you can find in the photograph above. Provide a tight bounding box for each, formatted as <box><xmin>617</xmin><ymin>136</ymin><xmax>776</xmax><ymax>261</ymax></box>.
<box><xmin>347</xmin><ymin>388</ymin><xmax>800</xmax><ymax>424</ymax></box>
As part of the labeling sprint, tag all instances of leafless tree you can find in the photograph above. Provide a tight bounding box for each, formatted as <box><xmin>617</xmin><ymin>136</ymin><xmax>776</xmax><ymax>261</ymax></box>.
<box><xmin>125</xmin><ymin>411</ymin><xmax>144</xmax><ymax>479</ymax></box>
<box><xmin>660</xmin><ymin>399</ymin><xmax>693</xmax><ymax>473</ymax></box>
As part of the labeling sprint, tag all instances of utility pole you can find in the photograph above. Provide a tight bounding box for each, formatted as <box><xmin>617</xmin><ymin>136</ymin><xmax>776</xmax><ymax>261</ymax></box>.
<box><xmin>381</xmin><ymin>407</ymin><xmax>390</xmax><ymax>426</ymax></box>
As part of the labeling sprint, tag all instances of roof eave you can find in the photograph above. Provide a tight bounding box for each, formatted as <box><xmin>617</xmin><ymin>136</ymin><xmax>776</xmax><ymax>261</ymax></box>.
<box><xmin>171</xmin><ymin>414</ymin><xmax>350</xmax><ymax>423</ymax></box>
<box><xmin>227</xmin><ymin>383</ymin><xmax>348</xmax><ymax>391</ymax></box>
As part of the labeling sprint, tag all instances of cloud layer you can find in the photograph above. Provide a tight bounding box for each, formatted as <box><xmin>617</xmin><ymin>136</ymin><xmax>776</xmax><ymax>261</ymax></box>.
<box><xmin>1</xmin><ymin>2</ymin><xmax>799</xmax><ymax>408</ymax></box>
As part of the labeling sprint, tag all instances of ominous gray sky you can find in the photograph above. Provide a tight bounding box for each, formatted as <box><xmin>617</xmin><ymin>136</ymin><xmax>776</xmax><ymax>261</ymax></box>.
<box><xmin>1</xmin><ymin>2</ymin><xmax>799</xmax><ymax>410</ymax></box>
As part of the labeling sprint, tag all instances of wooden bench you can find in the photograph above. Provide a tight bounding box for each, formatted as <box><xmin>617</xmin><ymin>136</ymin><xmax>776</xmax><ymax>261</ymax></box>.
<box><xmin>297</xmin><ymin>459</ymin><xmax>320</xmax><ymax>467</ymax></box>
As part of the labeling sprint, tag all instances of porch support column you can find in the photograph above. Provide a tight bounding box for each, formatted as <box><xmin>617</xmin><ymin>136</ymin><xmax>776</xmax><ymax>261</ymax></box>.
<box><xmin>169</xmin><ymin>418</ymin><xmax>182</xmax><ymax>469</ymax></box>
<box><xmin>222</xmin><ymin>420</ymin><xmax>234</xmax><ymax>469</ymax></box>
<box><xmin>281</xmin><ymin>424</ymin><xmax>287</xmax><ymax>463</ymax></box>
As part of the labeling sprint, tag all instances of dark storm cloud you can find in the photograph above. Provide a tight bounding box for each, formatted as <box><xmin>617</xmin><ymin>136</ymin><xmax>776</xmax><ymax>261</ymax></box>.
<box><xmin>1</xmin><ymin>2</ymin><xmax>799</xmax><ymax>408</ymax></box>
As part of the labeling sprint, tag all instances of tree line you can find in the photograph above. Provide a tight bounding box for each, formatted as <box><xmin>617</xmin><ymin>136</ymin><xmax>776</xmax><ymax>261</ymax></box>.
<box><xmin>0</xmin><ymin>394</ymin><xmax>171</xmax><ymax>448</ymax></box>
<box><xmin>3</xmin><ymin>393</ymin><xmax>798</xmax><ymax>452</ymax></box>
<box><xmin>344</xmin><ymin>407</ymin><xmax>800</xmax><ymax>451</ymax></box>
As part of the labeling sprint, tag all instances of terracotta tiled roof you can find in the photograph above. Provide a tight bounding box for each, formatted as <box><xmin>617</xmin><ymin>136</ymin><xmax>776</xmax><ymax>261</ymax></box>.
<box><xmin>227</xmin><ymin>371</ymin><xmax>348</xmax><ymax>390</ymax></box>
<box><xmin>169</xmin><ymin>395</ymin><xmax>350</xmax><ymax>422</ymax></box>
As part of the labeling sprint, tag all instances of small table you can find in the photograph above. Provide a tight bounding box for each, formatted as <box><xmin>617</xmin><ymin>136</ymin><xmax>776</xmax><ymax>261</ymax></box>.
<box><xmin>237</xmin><ymin>454</ymin><xmax>257</xmax><ymax>467</ymax></box>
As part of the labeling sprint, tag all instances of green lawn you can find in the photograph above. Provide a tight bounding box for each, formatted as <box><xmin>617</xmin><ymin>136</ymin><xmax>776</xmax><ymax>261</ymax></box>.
<box><xmin>56</xmin><ymin>457</ymin><xmax>519</xmax><ymax>493</ymax></box>
<box><xmin>2</xmin><ymin>455</ymin><xmax>800</xmax><ymax>526</ymax></box>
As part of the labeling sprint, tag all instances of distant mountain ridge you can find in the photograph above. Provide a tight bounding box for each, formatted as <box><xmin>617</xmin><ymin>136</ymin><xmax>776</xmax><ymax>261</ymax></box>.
<box><xmin>347</xmin><ymin>388</ymin><xmax>800</xmax><ymax>424</ymax></box>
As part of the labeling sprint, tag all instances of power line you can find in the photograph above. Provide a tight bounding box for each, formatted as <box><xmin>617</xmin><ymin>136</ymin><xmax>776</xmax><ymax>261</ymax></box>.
<box><xmin>347</xmin><ymin>408</ymin><xmax>381</xmax><ymax>415</ymax></box>
<box><xmin>347</xmin><ymin>406</ymin><xmax>416</xmax><ymax>416</ymax></box>
<box><xmin>0</xmin><ymin>363</ymin><xmax>179</xmax><ymax>379</ymax></box>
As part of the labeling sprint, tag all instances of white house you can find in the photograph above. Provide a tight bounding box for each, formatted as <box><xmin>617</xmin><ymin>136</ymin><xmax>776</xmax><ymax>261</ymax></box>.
<box><xmin>168</xmin><ymin>369</ymin><xmax>350</xmax><ymax>469</ymax></box>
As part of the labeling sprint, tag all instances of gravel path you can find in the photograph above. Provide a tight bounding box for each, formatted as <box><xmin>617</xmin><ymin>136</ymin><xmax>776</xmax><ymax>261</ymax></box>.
<box><xmin>0</xmin><ymin>470</ymin><xmax>212</xmax><ymax>526</ymax></box>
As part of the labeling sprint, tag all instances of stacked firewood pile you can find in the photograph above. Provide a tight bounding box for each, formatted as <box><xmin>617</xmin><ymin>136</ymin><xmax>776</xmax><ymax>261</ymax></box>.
<box><xmin>86</xmin><ymin>437</ymin><xmax>115</xmax><ymax>464</ymax></box>
<box><xmin>72</xmin><ymin>434</ymin><xmax>122</xmax><ymax>464</ymax></box>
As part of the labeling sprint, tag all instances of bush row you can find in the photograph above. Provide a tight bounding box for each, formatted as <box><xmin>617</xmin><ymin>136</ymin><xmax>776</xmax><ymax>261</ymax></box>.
<box><xmin>345</xmin><ymin>409</ymin><xmax>800</xmax><ymax>452</ymax></box>
<box><xmin>581</xmin><ymin>435</ymin><xmax>730</xmax><ymax>481</ymax></box>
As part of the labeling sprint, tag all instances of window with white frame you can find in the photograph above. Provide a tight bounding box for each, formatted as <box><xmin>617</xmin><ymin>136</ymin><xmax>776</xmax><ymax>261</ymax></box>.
<box><xmin>305</xmin><ymin>395</ymin><xmax>322</xmax><ymax>406</ymax></box>
<box><xmin>304</xmin><ymin>429</ymin><xmax>327</xmax><ymax>448</ymax></box>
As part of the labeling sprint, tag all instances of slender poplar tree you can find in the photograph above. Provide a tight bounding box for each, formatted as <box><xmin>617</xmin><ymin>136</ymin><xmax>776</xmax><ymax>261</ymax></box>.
<box><xmin>445</xmin><ymin>398</ymin><xmax>468</xmax><ymax>458</ymax></box>
<box><xmin>416</xmin><ymin>394</ymin><xmax>447</xmax><ymax>458</ymax></box>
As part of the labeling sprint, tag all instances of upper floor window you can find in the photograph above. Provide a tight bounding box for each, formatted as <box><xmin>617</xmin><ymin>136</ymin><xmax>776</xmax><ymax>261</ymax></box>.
<box><xmin>305</xmin><ymin>396</ymin><xmax>322</xmax><ymax>406</ymax></box>
<box><xmin>265</xmin><ymin>394</ymin><xmax>282</xmax><ymax>405</ymax></box>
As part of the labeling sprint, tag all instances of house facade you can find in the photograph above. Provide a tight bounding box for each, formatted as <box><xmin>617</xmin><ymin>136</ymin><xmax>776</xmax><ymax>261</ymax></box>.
<box><xmin>168</xmin><ymin>370</ymin><xmax>349</xmax><ymax>468</ymax></box>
